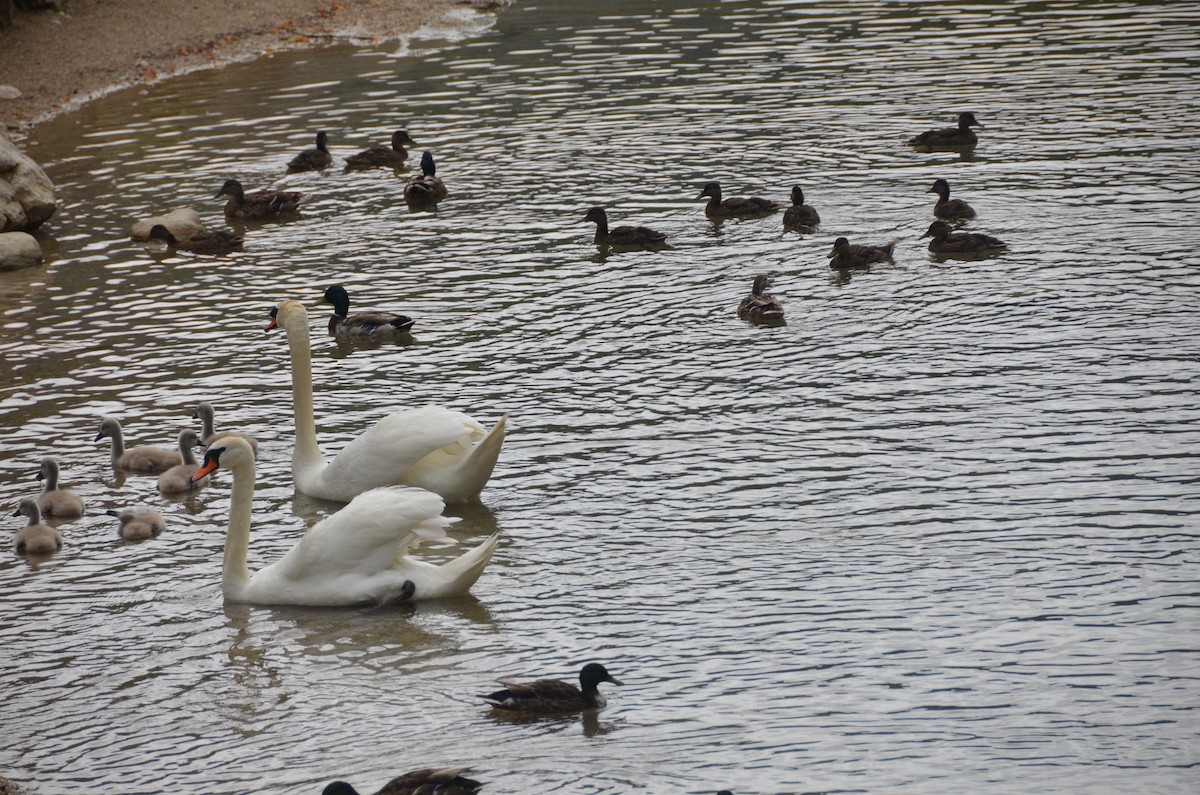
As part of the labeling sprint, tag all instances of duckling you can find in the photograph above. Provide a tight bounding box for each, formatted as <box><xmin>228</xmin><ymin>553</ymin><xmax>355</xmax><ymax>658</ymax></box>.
<box><xmin>322</xmin><ymin>768</ymin><xmax>483</xmax><ymax>795</ymax></box>
<box><xmin>908</xmin><ymin>112</ymin><xmax>983</xmax><ymax>149</ymax></box>
<box><xmin>828</xmin><ymin>237</ymin><xmax>896</xmax><ymax>270</ymax></box>
<box><xmin>193</xmin><ymin>402</ymin><xmax>259</xmax><ymax>454</ymax></box>
<box><xmin>344</xmin><ymin>129</ymin><xmax>417</xmax><ymax>169</ymax></box>
<box><xmin>737</xmin><ymin>275</ymin><xmax>784</xmax><ymax>323</ymax></box>
<box><xmin>146</xmin><ymin>224</ymin><xmax>243</xmax><ymax>256</ymax></box>
<box><xmin>403</xmin><ymin>151</ymin><xmax>449</xmax><ymax>207</ymax></box>
<box><xmin>157</xmin><ymin>429</ymin><xmax>208</xmax><ymax>494</ymax></box>
<box><xmin>697</xmin><ymin>182</ymin><xmax>779</xmax><ymax>220</ymax></box>
<box><xmin>323</xmin><ymin>284</ymin><xmax>415</xmax><ymax>336</ymax></box>
<box><xmin>583</xmin><ymin>206</ymin><xmax>667</xmax><ymax>248</ymax></box>
<box><xmin>927</xmin><ymin>178</ymin><xmax>976</xmax><ymax>221</ymax></box>
<box><xmin>782</xmin><ymin>186</ymin><xmax>820</xmax><ymax>229</ymax></box>
<box><xmin>922</xmin><ymin>220</ymin><xmax>1006</xmax><ymax>255</ymax></box>
<box><xmin>287</xmin><ymin>131</ymin><xmax>332</xmax><ymax>173</ymax></box>
<box><xmin>95</xmin><ymin>417</ymin><xmax>181</xmax><ymax>474</ymax></box>
<box><xmin>482</xmin><ymin>662</ymin><xmax>623</xmax><ymax>714</ymax></box>
<box><xmin>106</xmin><ymin>507</ymin><xmax>167</xmax><ymax>541</ymax></box>
<box><xmin>13</xmin><ymin>498</ymin><xmax>63</xmax><ymax>555</ymax></box>
<box><xmin>215</xmin><ymin>179</ymin><xmax>304</xmax><ymax>221</ymax></box>
<box><xmin>35</xmin><ymin>457</ymin><xmax>84</xmax><ymax>518</ymax></box>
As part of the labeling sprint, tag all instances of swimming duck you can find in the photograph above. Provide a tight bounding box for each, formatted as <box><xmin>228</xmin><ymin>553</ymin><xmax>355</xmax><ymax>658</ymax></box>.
<box><xmin>583</xmin><ymin>206</ymin><xmax>667</xmax><ymax>248</ymax></box>
<box><xmin>322</xmin><ymin>768</ymin><xmax>483</xmax><ymax>795</ymax></box>
<box><xmin>13</xmin><ymin>498</ymin><xmax>63</xmax><ymax>555</ymax></box>
<box><xmin>323</xmin><ymin>284</ymin><xmax>415</xmax><ymax>336</ymax></box>
<box><xmin>737</xmin><ymin>275</ymin><xmax>784</xmax><ymax>323</ymax></box>
<box><xmin>344</xmin><ymin>130</ymin><xmax>417</xmax><ymax>169</ymax></box>
<box><xmin>828</xmin><ymin>237</ymin><xmax>896</xmax><ymax>270</ymax></box>
<box><xmin>95</xmin><ymin>417</ymin><xmax>181</xmax><ymax>474</ymax></box>
<box><xmin>782</xmin><ymin>186</ymin><xmax>820</xmax><ymax>229</ymax></box>
<box><xmin>106</xmin><ymin>507</ymin><xmax>167</xmax><ymax>541</ymax></box>
<box><xmin>35</xmin><ymin>457</ymin><xmax>84</xmax><ymax>518</ymax></box>
<box><xmin>146</xmin><ymin>224</ymin><xmax>243</xmax><ymax>255</ymax></box>
<box><xmin>403</xmin><ymin>151</ymin><xmax>449</xmax><ymax>207</ymax></box>
<box><xmin>697</xmin><ymin>182</ymin><xmax>779</xmax><ymax>220</ymax></box>
<box><xmin>927</xmin><ymin>178</ymin><xmax>976</xmax><ymax>221</ymax></box>
<box><xmin>157</xmin><ymin>429</ymin><xmax>208</xmax><ymax>494</ymax></box>
<box><xmin>908</xmin><ymin>112</ymin><xmax>983</xmax><ymax>149</ymax></box>
<box><xmin>215</xmin><ymin>179</ymin><xmax>304</xmax><ymax>221</ymax></box>
<box><xmin>922</xmin><ymin>220</ymin><xmax>1006</xmax><ymax>254</ymax></box>
<box><xmin>287</xmin><ymin>131</ymin><xmax>333</xmax><ymax>173</ymax></box>
<box><xmin>482</xmin><ymin>663</ymin><xmax>623</xmax><ymax>714</ymax></box>
<box><xmin>194</xmin><ymin>402</ymin><xmax>259</xmax><ymax>454</ymax></box>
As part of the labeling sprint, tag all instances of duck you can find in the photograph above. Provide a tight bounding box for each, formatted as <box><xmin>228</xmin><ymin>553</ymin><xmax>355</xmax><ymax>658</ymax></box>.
<box><xmin>13</xmin><ymin>498</ymin><xmax>63</xmax><ymax>555</ymax></box>
<box><xmin>403</xmin><ymin>151</ymin><xmax>449</xmax><ymax>207</ymax></box>
<box><xmin>215</xmin><ymin>179</ymin><xmax>304</xmax><ymax>221</ymax></box>
<box><xmin>482</xmin><ymin>663</ymin><xmax>622</xmax><ymax>714</ymax></box>
<box><xmin>828</xmin><ymin>237</ymin><xmax>896</xmax><ymax>270</ymax></box>
<box><xmin>908</xmin><ymin>112</ymin><xmax>983</xmax><ymax>149</ymax></box>
<box><xmin>737</xmin><ymin>275</ymin><xmax>784</xmax><ymax>323</ymax></box>
<box><xmin>697</xmin><ymin>182</ymin><xmax>779</xmax><ymax>220</ymax></box>
<box><xmin>922</xmin><ymin>220</ymin><xmax>1006</xmax><ymax>255</ymax></box>
<box><xmin>582</xmin><ymin>206</ymin><xmax>667</xmax><ymax>248</ymax></box>
<box><xmin>322</xmin><ymin>768</ymin><xmax>483</xmax><ymax>795</ymax></box>
<box><xmin>265</xmin><ymin>300</ymin><xmax>507</xmax><ymax>504</ymax></box>
<box><xmin>106</xmin><ymin>507</ymin><xmax>167</xmax><ymax>541</ymax></box>
<box><xmin>35</xmin><ymin>457</ymin><xmax>84</xmax><ymax>518</ymax></box>
<box><xmin>146</xmin><ymin>223</ymin><xmax>243</xmax><ymax>255</ymax></box>
<box><xmin>927</xmin><ymin>178</ymin><xmax>976</xmax><ymax>221</ymax></box>
<box><xmin>323</xmin><ymin>284</ymin><xmax>415</xmax><ymax>337</ymax></box>
<box><xmin>191</xmin><ymin>437</ymin><xmax>500</xmax><ymax>605</ymax></box>
<box><xmin>95</xmin><ymin>417</ymin><xmax>181</xmax><ymax>474</ymax></box>
<box><xmin>344</xmin><ymin>129</ymin><xmax>417</xmax><ymax>170</ymax></box>
<box><xmin>287</xmin><ymin>131</ymin><xmax>333</xmax><ymax>173</ymax></box>
<box><xmin>782</xmin><ymin>186</ymin><xmax>820</xmax><ymax>229</ymax></box>
<box><xmin>194</xmin><ymin>401</ymin><xmax>259</xmax><ymax>454</ymax></box>
<box><xmin>157</xmin><ymin>429</ymin><xmax>208</xmax><ymax>494</ymax></box>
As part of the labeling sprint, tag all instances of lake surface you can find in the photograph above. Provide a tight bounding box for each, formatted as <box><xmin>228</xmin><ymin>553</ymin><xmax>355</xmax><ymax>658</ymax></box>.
<box><xmin>2</xmin><ymin>1</ymin><xmax>1199</xmax><ymax>793</ymax></box>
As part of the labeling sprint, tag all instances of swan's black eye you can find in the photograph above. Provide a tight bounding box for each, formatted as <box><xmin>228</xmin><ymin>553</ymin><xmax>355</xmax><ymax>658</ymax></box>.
<box><xmin>203</xmin><ymin>447</ymin><xmax>224</xmax><ymax>466</ymax></box>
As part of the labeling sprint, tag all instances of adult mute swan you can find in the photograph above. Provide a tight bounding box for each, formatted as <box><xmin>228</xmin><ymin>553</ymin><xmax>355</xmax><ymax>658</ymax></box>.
<box><xmin>192</xmin><ymin>437</ymin><xmax>499</xmax><ymax>606</ymax></box>
<box><xmin>265</xmin><ymin>299</ymin><xmax>507</xmax><ymax>504</ymax></box>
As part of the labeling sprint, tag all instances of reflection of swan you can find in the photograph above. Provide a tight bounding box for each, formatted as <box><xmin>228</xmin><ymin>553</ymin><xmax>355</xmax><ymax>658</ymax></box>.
<box><xmin>193</xmin><ymin>437</ymin><xmax>499</xmax><ymax>605</ymax></box>
<box><xmin>266</xmin><ymin>300</ymin><xmax>506</xmax><ymax>503</ymax></box>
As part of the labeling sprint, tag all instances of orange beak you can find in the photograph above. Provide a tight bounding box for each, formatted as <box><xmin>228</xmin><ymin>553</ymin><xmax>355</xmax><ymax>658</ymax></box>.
<box><xmin>264</xmin><ymin>317</ymin><xmax>278</xmax><ymax>331</ymax></box>
<box><xmin>191</xmin><ymin>457</ymin><xmax>219</xmax><ymax>483</ymax></box>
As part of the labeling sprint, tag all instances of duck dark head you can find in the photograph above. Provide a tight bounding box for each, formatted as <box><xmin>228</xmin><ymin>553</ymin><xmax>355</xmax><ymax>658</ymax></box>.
<box><xmin>922</xmin><ymin>220</ymin><xmax>953</xmax><ymax>240</ymax></box>
<box><xmin>215</xmin><ymin>178</ymin><xmax>244</xmax><ymax>199</ymax></box>
<box><xmin>580</xmin><ymin>662</ymin><xmax>622</xmax><ymax>691</ymax></box>
<box><xmin>830</xmin><ymin>237</ymin><xmax>850</xmax><ymax>255</ymax></box>
<box><xmin>790</xmin><ymin>186</ymin><xmax>805</xmax><ymax>205</ymax></box>
<box><xmin>391</xmin><ymin>130</ymin><xmax>417</xmax><ymax>149</ymax></box>
<box><xmin>315</xmin><ymin>131</ymin><xmax>329</xmax><ymax>151</ymax></box>
<box><xmin>583</xmin><ymin>206</ymin><xmax>608</xmax><ymax>224</ymax></box>
<box><xmin>420</xmin><ymin>151</ymin><xmax>436</xmax><ymax>176</ymax></box>
<box><xmin>146</xmin><ymin>224</ymin><xmax>178</xmax><ymax>245</ymax></box>
<box><xmin>323</xmin><ymin>284</ymin><xmax>351</xmax><ymax>317</ymax></box>
<box><xmin>957</xmin><ymin>112</ymin><xmax>983</xmax><ymax>129</ymax></box>
<box><xmin>928</xmin><ymin>178</ymin><xmax>951</xmax><ymax>198</ymax></box>
<box><xmin>698</xmin><ymin>182</ymin><xmax>722</xmax><ymax>200</ymax></box>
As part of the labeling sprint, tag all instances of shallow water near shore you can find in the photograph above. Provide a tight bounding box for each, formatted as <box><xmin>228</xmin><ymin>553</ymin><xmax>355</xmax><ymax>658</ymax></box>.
<box><xmin>3</xmin><ymin>1</ymin><xmax>1200</xmax><ymax>793</ymax></box>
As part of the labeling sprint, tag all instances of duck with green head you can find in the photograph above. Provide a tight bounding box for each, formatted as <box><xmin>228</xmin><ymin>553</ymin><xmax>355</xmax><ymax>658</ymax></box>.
<box><xmin>323</xmin><ymin>285</ymin><xmax>416</xmax><ymax>337</ymax></box>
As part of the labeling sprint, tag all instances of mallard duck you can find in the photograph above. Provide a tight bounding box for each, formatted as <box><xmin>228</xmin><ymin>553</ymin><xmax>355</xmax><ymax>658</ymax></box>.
<box><xmin>908</xmin><ymin>112</ymin><xmax>983</xmax><ymax>149</ymax></box>
<box><xmin>927</xmin><ymin>178</ymin><xmax>976</xmax><ymax>221</ymax></box>
<box><xmin>922</xmin><ymin>220</ymin><xmax>1006</xmax><ymax>254</ymax></box>
<box><xmin>344</xmin><ymin>130</ymin><xmax>417</xmax><ymax>169</ymax></box>
<box><xmin>35</xmin><ymin>457</ymin><xmax>84</xmax><ymax>518</ymax></box>
<box><xmin>322</xmin><ymin>768</ymin><xmax>483</xmax><ymax>795</ymax></box>
<box><xmin>828</xmin><ymin>237</ymin><xmax>896</xmax><ymax>270</ymax></box>
<box><xmin>106</xmin><ymin>507</ymin><xmax>167</xmax><ymax>541</ymax></box>
<box><xmin>287</xmin><ymin>131</ymin><xmax>332</xmax><ymax>173</ymax></box>
<box><xmin>194</xmin><ymin>402</ymin><xmax>259</xmax><ymax>454</ymax></box>
<box><xmin>737</xmin><ymin>275</ymin><xmax>784</xmax><ymax>323</ymax></box>
<box><xmin>146</xmin><ymin>224</ymin><xmax>243</xmax><ymax>255</ymax></box>
<box><xmin>482</xmin><ymin>663</ymin><xmax>623</xmax><ymax>714</ymax></box>
<box><xmin>216</xmin><ymin>179</ymin><xmax>304</xmax><ymax>221</ymax></box>
<box><xmin>13</xmin><ymin>498</ymin><xmax>63</xmax><ymax>555</ymax></box>
<box><xmin>697</xmin><ymin>182</ymin><xmax>779</xmax><ymax>220</ymax></box>
<box><xmin>157</xmin><ymin>429</ymin><xmax>208</xmax><ymax>494</ymax></box>
<box><xmin>323</xmin><ymin>284</ymin><xmax>415</xmax><ymax>336</ymax></box>
<box><xmin>404</xmin><ymin>151</ymin><xmax>449</xmax><ymax>207</ymax></box>
<box><xmin>95</xmin><ymin>417</ymin><xmax>181</xmax><ymax>474</ymax></box>
<box><xmin>583</xmin><ymin>206</ymin><xmax>667</xmax><ymax>248</ymax></box>
<box><xmin>782</xmin><ymin>186</ymin><xmax>820</xmax><ymax>229</ymax></box>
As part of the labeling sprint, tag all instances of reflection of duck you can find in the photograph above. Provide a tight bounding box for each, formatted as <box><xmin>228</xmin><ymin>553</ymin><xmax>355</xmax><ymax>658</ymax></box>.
<box><xmin>583</xmin><ymin>206</ymin><xmax>667</xmax><ymax>248</ymax></box>
<box><xmin>192</xmin><ymin>437</ymin><xmax>500</xmax><ymax>605</ymax></box>
<box><xmin>927</xmin><ymin>178</ymin><xmax>976</xmax><ymax>221</ymax></box>
<box><xmin>216</xmin><ymin>179</ymin><xmax>303</xmax><ymax>221</ymax></box>
<box><xmin>737</xmin><ymin>275</ymin><xmax>784</xmax><ymax>323</ymax></box>
<box><xmin>828</xmin><ymin>237</ymin><xmax>895</xmax><ymax>270</ymax></box>
<box><xmin>322</xmin><ymin>768</ymin><xmax>483</xmax><ymax>795</ymax></box>
<box><xmin>106</xmin><ymin>507</ymin><xmax>166</xmax><ymax>541</ymax></box>
<box><xmin>323</xmin><ymin>284</ymin><xmax>415</xmax><ymax>336</ymax></box>
<box><xmin>35</xmin><ymin>457</ymin><xmax>84</xmax><ymax>518</ymax></box>
<box><xmin>922</xmin><ymin>220</ymin><xmax>1006</xmax><ymax>254</ymax></box>
<box><xmin>344</xmin><ymin>130</ymin><xmax>417</xmax><ymax>169</ymax></box>
<box><xmin>782</xmin><ymin>186</ymin><xmax>820</xmax><ymax>229</ymax></box>
<box><xmin>697</xmin><ymin>182</ymin><xmax>779</xmax><ymax>219</ymax></box>
<box><xmin>287</xmin><ymin>131</ymin><xmax>332</xmax><ymax>172</ymax></box>
<box><xmin>146</xmin><ymin>223</ymin><xmax>243</xmax><ymax>255</ymax></box>
<box><xmin>404</xmin><ymin>151</ymin><xmax>449</xmax><ymax>207</ymax></box>
<box><xmin>908</xmin><ymin>112</ymin><xmax>983</xmax><ymax>149</ymax></box>
<box><xmin>194</xmin><ymin>401</ymin><xmax>259</xmax><ymax>454</ymax></box>
<box><xmin>483</xmin><ymin>663</ymin><xmax>623</xmax><ymax>714</ymax></box>
<box><xmin>95</xmin><ymin>417</ymin><xmax>180</xmax><ymax>474</ymax></box>
<box><xmin>13</xmin><ymin>498</ymin><xmax>63</xmax><ymax>555</ymax></box>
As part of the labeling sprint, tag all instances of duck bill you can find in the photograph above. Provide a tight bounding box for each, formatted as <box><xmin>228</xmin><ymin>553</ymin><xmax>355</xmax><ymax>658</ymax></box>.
<box><xmin>608</xmin><ymin>676</ymin><xmax>625</xmax><ymax>686</ymax></box>
<box><xmin>191</xmin><ymin>459</ymin><xmax>219</xmax><ymax>483</ymax></box>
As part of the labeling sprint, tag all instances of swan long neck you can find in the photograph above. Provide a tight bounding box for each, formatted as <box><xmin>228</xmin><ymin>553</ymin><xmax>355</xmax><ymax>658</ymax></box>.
<box><xmin>42</xmin><ymin>466</ymin><xmax>59</xmax><ymax>492</ymax></box>
<box><xmin>284</xmin><ymin>307</ymin><xmax>324</xmax><ymax>470</ymax></box>
<box><xmin>109</xmin><ymin>428</ymin><xmax>126</xmax><ymax>463</ymax></box>
<box><xmin>222</xmin><ymin>458</ymin><xmax>255</xmax><ymax>593</ymax></box>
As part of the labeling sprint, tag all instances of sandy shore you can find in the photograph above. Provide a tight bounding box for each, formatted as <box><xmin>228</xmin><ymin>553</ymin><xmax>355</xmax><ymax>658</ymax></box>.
<box><xmin>0</xmin><ymin>0</ymin><xmax>503</xmax><ymax>133</ymax></box>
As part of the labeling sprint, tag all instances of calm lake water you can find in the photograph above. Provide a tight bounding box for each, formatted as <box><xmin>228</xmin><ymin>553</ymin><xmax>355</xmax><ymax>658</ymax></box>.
<box><xmin>3</xmin><ymin>1</ymin><xmax>1200</xmax><ymax>793</ymax></box>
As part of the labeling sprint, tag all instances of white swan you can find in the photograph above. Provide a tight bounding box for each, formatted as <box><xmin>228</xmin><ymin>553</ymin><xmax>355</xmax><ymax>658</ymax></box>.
<box><xmin>265</xmin><ymin>299</ymin><xmax>507</xmax><ymax>503</ymax></box>
<box><xmin>192</xmin><ymin>436</ymin><xmax>499</xmax><ymax>606</ymax></box>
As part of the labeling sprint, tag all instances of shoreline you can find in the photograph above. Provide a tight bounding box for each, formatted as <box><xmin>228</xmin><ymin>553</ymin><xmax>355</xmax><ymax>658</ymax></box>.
<box><xmin>0</xmin><ymin>0</ymin><xmax>505</xmax><ymax>134</ymax></box>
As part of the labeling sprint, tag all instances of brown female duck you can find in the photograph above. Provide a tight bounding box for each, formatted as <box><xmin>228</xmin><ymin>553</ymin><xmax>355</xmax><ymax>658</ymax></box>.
<box><xmin>927</xmin><ymin>178</ymin><xmax>976</xmax><ymax>221</ymax></box>
<box><xmin>404</xmin><ymin>151</ymin><xmax>449</xmax><ymax>207</ymax></box>
<box><xmin>13</xmin><ymin>498</ymin><xmax>63</xmax><ymax>555</ymax></box>
<box><xmin>216</xmin><ymin>179</ymin><xmax>304</xmax><ymax>221</ymax></box>
<box><xmin>344</xmin><ymin>129</ymin><xmax>417</xmax><ymax>169</ymax></box>
<box><xmin>322</xmin><ymin>768</ymin><xmax>483</xmax><ymax>795</ymax></box>
<box><xmin>782</xmin><ymin>185</ymin><xmax>820</xmax><ymax>230</ymax></box>
<box><xmin>583</xmin><ymin>206</ymin><xmax>667</xmax><ymax>248</ymax></box>
<box><xmin>697</xmin><ymin>182</ymin><xmax>779</xmax><ymax>220</ymax></box>
<box><xmin>482</xmin><ymin>663</ymin><xmax>622</xmax><ymax>714</ymax></box>
<box><xmin>323</xmin><ymin>284</ymin><xmax>415</xmax><ymax>336</ymax></box>
<box><xmin>829</xmin><ymin>237</ymin><xmax>896</xmax><ymax>270</ymax></box>
<box><xmin>146</xmin><ymin>224</ymin><xmax>243</xmax><ymax>255</ymax></box>
<box><xmin>737</xmin><ymin>275</ymin><xmax>784</xmax><ymax>323</ymax></box>
<box><xmin>287</xmin><ymin>131</ymin><xmax>332</xmax><ymax>172</ymax></box>
<box><xmin>922</xmin><ymin>220</ymin><xmax>1006</xmax><ymax>254</ymax></box>
<box><xmin>908</xmin><ymin>112</ymin><xmax>983</xmax><ymax>149</ymax></box>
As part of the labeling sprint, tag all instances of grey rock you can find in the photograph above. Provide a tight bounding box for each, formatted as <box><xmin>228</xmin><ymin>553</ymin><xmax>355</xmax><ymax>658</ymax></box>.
<box><xmin>0</xmin><ymin>131</ymin><xmax>56</xmax><ymax>231</ymax></box>
<box><xmin>0</xmin><ymin>231</ymin><xmax>43</xmax><ymax>270</ymax></box>
<box><xmin>130</xmin><ymin>207</ymin><xmax>205</xmax><ymax>240</ymax></box>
